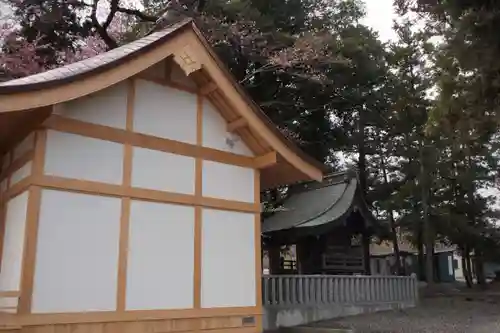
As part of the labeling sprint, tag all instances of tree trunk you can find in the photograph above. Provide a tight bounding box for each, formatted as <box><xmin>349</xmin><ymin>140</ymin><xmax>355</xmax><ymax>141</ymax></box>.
<box><xmin>357</xmin><ymin>107</ymin><xmax>370</xmax><ymax>275</ymax></box>
<box><xmin>462</xmin><ymin>256</ymin><xmax>472</xmax><ymax>288</ymax></box>
<box><xmin>464</xmin><ymin>249</ymin><xmax>474</xmax><ymax>287</ymax></box>
<box><xmin>389</xmin><ymin>214</ymin><xmax>402</xmax><ymax>275</ymax></box>
<box><xmin>460</xmin><ymin>246</ymin><xmax>473</xmax><ymax>288</ymax></box>
<box><xmin>464</xmin><ymin>153</ymin><xmax>485</xmax><ymax>287</ymax></box>
<box><xmin>357</xmin><ymin>108</ymin><xmax>367</xmax><ymax>196</ymax></box>
<box><xmin>380</xmin><ymin>156</ymin><xmax>402</xmax><ymax>275</ymax></box>
<box><xmin>362</xmin><ymin>230</ymin><xmax>371</xmax><ymax>275</ymax></box>
<box><xmin>420</xmin><ymin>142</ymin><xmax>434</xmax><ymax>286</ymax></box>
<box><xmin>417</xmin><ymin>224</ymin><xmax>425</xmax><ymax>280</ymax></box>
<box><xmin>474</xmin><ymin>251</ymin><xmax>487</xmax><ymax>288</ymax></box>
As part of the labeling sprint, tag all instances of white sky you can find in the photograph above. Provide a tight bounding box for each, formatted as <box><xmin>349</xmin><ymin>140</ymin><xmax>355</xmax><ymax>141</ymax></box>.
<box><xmin>0</xmin><ymin>0</ymin><xmax>399</xmax><ymax>41</ymax></box>
<box><xmin>362</xmin><ymin>0</ymin><xmax>397</xmax><ymax>42</ymax></box>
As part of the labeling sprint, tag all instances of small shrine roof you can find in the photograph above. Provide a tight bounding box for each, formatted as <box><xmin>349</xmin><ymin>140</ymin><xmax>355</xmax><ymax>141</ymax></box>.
<box><xmin>263</xmin><ymin>170</ymin><xmax>377</xmax><ymax>234</ymax></box>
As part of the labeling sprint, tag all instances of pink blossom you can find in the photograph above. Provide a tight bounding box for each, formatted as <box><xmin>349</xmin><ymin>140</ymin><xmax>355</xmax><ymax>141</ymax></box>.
<box><xmin>0</xmin><ymin>16</ymin><xmax>124</xmax><ymax>79</ymax></box>
<box><xmin>0</xmin><ymin>22</ymin><xmax>49</xmax><ymax>77</ymax></box>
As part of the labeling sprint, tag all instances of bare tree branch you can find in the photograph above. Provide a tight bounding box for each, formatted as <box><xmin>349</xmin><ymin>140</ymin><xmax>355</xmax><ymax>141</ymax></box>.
<box><xmin>90</xmin><ymin>0</ymin><xmax>118</xmax><ymax>49</ymax></box>
<box><xmin>116</xmin><ymin>7</ymin><xmax>158</xmax><ymax>22</ymax></box>
<box><xmin>103</xmin><ymin>0</ymin><xmax>119</xmax><ymax>30</ymax></box>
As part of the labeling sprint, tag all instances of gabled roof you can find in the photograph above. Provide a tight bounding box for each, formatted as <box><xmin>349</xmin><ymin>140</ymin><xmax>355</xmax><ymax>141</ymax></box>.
<box><xmin>263</xmin><ymin>170</ymin><xmax>377</xmax><ymax>233</ymax></box>
<box><xmin>0</xmin><ymin>19</ymin><xmax>328</xmax><ymax>188</ymax></box>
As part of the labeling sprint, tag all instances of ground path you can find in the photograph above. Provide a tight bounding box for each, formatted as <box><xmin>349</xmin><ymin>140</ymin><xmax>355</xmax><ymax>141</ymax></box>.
<box><xmin>311</xmin><ymin>296</ymin><xmax>500</xmax><ymax>333</ymax></box>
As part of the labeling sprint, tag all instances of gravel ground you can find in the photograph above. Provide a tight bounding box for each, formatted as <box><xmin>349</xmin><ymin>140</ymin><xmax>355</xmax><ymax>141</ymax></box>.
<box><xmin>313</xmin><ymin>296</ymin><xmax>500</xmax><ymax>333</ymax></box>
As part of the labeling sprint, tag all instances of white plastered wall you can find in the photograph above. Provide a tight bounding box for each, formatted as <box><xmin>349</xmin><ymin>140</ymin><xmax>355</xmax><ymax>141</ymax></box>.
<box><xmin>133</xmin><ymin>79</ymin><xmax>197</xmax><ymax>144</ymax></box>
<box><xmin>55</xmin><ymin>83</ymin><xmax>128</xmax><ymax>129</ymax></box>
<box><xmin>16</xmin><ymin>71</ymin><xmax>260</xmax><ymax>314</ymax></box>
<box><xmin>32</xmin><ymin>190</ymin><xmax>121</xmax><ymax>313</ymax></box>
<box><xmin>0</xmin><ymin>191</ymin><xmax>29</xmax><ymax>309</ymax></box>
<box><xmin>44</xmin><ymin>130</ymin><xmax>124</xmax><ymax>184</ymax></box>
<box><xmin>131</xmin><ymin>147</ymin><xmax>195</xmax><ymax>194</ymax></box>
<box><xmin>202</xmin><ymin>161</ymin><xmax>254</xmax><ymax>203</ymax></box>
<box><xmin>202</xmin><ymin>100</ymin><xmax>253</xmax><ymax>157</ymax></box>
<box><xmin>126</xmin><ymin>200</ymin><xmax>195</xmax><ymax>310</ymax></box>
<box><xmin>198</xmin><ymin>95</ymin><xmax>257</xmax><ymax>309</ymax></box>
<box><xmin>10</xmin><ymin>161</ymin><xmax>32</xmax><ymax>186</ymax></box>
<box><xmin>201</xmin><ymin>209</ymin><xmax>256</xmax><ymax>308</ymax></box>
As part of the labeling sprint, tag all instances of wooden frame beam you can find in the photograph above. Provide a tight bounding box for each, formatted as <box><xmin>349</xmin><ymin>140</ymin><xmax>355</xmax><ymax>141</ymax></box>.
<box><xmin>116</xmin><ymin>79</ymin><xmax>135</xmax><ymax>312</ymax></box>
<box><xmin>253</xmin><ymin>152</ymin><xmax>278</xmax><ymax>169</ymax></box>
<box><xmin>0</xmin><ymin>291</ymin><xmax>20</xmax><ymax>298</ymax></box>
<box><xmin>253</xmin><ymin>169</ymin><xmax>262</xmax><ymax>333</ymax></box>
<box><xmin>31</xmin><ymin>175</ymin><xmax>260</xmax><ymax>214</ymax></box>
<box><xmin>0</xmin><ymin>150</ymin><xmax>34</xmax><ymax>183</ymax></box>
<box><xmin>19</xmin><ymin>306</ymin><xmax>262</xmax><ymax>326</ymax></box>
<box><xmin>0</xmin><ymin>151</ymin><xmax>12</xmax><ymax>272</ymax></box>
<box><xmin>0</xmin><ymin>204</ymin><xmax>5</xmax><ymax>272</ymax></box>
<box><xmin>193</xmin><ymin>92</ymin><xmax>204</xmax><ymax>310</ymax></box>
<box><xmin>136</xmin><ymin>76</ymin><xmax>198</xmax><ymax>94</ymax></box>
<box><xmin>18</xmin><ymin>129</ymin><xmax>46</xmax><ymax>314</ymax></box>
<box><xmin>199</xmin><ymin>82</ymin><xmax>217</xmax><ymax>96</ymax></box>
<box><xmin>227</xmin><ymin>118</ymin><xmax>247</xmax><ymax>133</ymax></box>
<box><xmin>43</xmin><ymin>115</ymin><xmax>256</xmax><ymax>169</ymax></box>
<box><xmin>4</xmin><ymin>177</ymin><xmax>32</xmax><ymax>201</ymax></box>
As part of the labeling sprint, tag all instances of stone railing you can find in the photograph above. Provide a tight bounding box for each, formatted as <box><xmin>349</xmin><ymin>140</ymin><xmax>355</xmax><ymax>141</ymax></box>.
<box><xmin>262</xmin><ymin>275</ymin><xmax>418</xmax><ymax>306</ymax></box>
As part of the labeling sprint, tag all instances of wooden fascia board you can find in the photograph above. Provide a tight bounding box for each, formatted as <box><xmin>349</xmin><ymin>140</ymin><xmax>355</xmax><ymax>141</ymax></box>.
<box><xmin>253</xmin><ymin>152</ymin><xmax>277</xmax><ymax>169</ymax></box>
<box><xmin>227</xmin><ymin>118</ymin><xmax>247</xmax><ymax>133</ymax></box>
<box><xmin>183</xmin><ymin>31</ymin><xmax>323</xmax><ymax>182</ymax></box>
<box><xmin>0</xmin><ymin>32</ymin><xmax>189</xmax><ymax>113</ymax></box>
<box><xmin>199</xmin><ymin>82</ymin><xmax>218</xmax><ymax>96</ymax></box>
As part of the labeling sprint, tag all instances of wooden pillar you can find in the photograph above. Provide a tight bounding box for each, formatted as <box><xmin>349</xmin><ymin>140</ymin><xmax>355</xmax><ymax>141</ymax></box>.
<box><xmin>297</xmin><ymin>236</ymin><xmax>324</xmax><ymax>275</ymax></box>
<box><xmin>311</xmin><ymin>235</ymin><xmax>326</xmax><ymax>274</ymax></box>
<box><xmin>362</xmin><ymin>229</ymin><xmax>371</xmax><ymax>275</ymax></box>
<box><xmin>296</xmin><ymin>240</ymin><xmax>309</xmax><ymax>274</ymax></box>
<box><xmin>268</xmin><ymin>244</ymin><xmax>281</xmax><ymax>275</ymax></box>
<box><xmin>18</xmin><ymin>130</ymin><xmax>46</xmax><ymax>314</ymax></box>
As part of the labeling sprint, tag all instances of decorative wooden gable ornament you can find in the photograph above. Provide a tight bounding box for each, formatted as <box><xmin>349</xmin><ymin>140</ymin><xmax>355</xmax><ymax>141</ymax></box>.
<box><xmin>173</xmin><ymin>45</ymin><xmax>202</xmax><ymax>76</ymax></box>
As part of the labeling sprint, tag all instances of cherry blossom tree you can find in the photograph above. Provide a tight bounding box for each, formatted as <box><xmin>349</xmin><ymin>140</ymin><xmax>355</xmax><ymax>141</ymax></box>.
<box><xmin>0</xmin><ymin>11</ymin><xmax>125</xmax><ymax>79</ymax></box>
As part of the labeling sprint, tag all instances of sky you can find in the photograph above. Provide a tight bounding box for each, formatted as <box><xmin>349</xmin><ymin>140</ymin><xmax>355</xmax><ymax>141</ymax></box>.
<box><xmin>0</xmin><ymin>0</ymin><xmax>399</xmax><ymax>42</ymax></box>
<box><xmin>362</xmin><ymin>0</ymin><xmax>397</xmax><ymax>42</ymax></box>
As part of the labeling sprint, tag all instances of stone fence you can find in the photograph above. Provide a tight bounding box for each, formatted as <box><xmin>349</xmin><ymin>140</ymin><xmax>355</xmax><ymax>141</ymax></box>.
<box><xmin>262</xmin><ymin>274</ymin><xmax>419</xmax><ymax>330</ymax></box>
